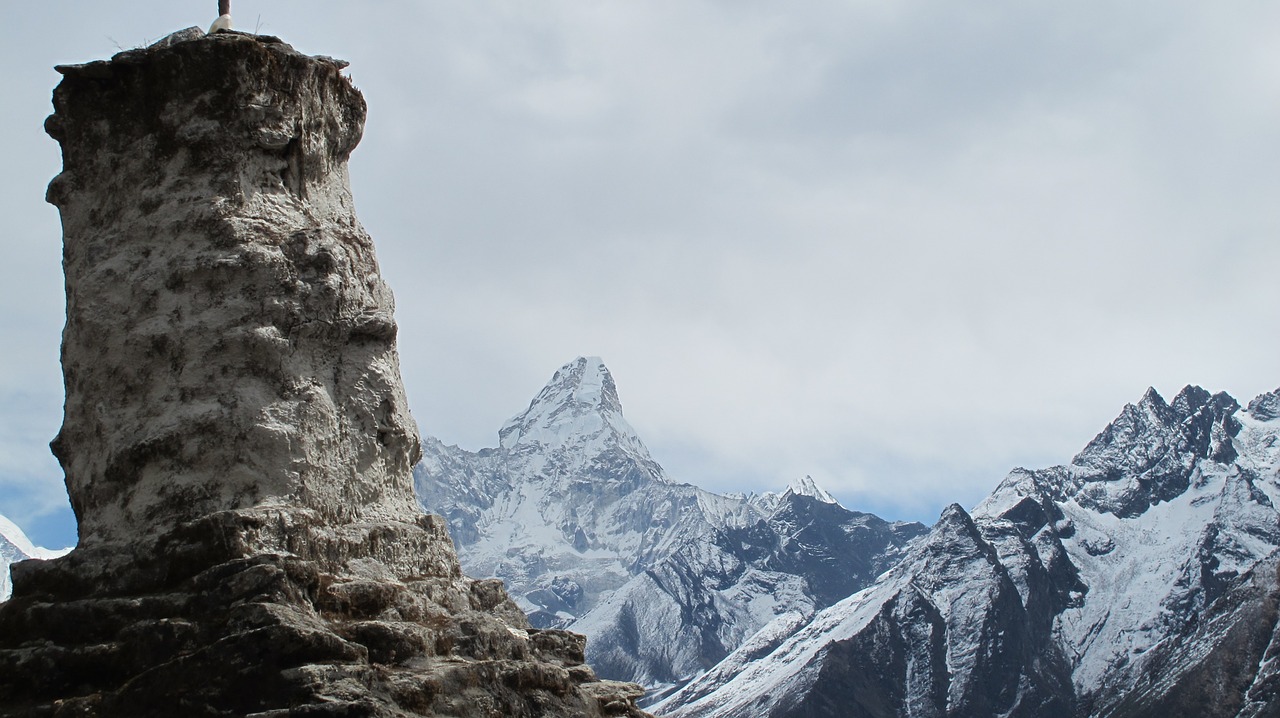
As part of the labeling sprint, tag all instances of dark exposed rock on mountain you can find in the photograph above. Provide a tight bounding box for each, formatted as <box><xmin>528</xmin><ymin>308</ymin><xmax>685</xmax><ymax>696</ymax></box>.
<box><xmin>415</xmin><ymin>357</ymin><xmax>926</xmax><ymax>692</ymax></box>
<box><xmin>656</xmin><ymin>386</ymin><xmax>1280</xmax><ymax>718</ymax></box>
<box><xmin>0</xmin><ymin>31</ymin><xmax>649</xmax><ymax>718</ymax></box>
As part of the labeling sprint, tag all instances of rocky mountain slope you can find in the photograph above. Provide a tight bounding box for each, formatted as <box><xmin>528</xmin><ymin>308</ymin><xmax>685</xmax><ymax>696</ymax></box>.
<box><xmin>655</xmin><ymin>385</ymin><xmax>1280</xmax><ymax>718</ymax></box>
<box><xmin>415</xmin><ymin>357</ymin><xmax>926</xmax><ymax>691</ymax></box>
<box><xmin>0</xmin><ymin>514</ymin><xmax>68</xmax><ymax>601</ymax></box>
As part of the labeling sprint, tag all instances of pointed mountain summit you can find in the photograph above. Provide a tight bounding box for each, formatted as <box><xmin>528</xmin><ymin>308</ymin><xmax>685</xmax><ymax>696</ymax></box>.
<box><xmin>505</xmin><ymin>357</ymin><xmax>624</xmax><ymax>425</ymax></box>
<box><xmin>499</xmin><ymin>357</ymin><xmax>645</xmax><ymax>454</ymax></box>
<box><xmin>1064</xmin><ymin>385</ymin><xmax>1241</xmax><ymax>517</ymax></box>
<box><xmin>658</xmin><ymin>382</ymin><xmax>1280</xmax><ymax>718</ymax></box>
<box><xmin>750</xmin><ymin>474</ymin><xmax>841</xmax><ymax>515</ymax></box>
<box><xmin>786</xmin><ymin>475</ymin><xmax>839</xmax><ymax>505</ymax></box>
<box><xmin>415</xmin><ymin>358</ymin><xmax>925</xmax><ymax>692</ymax></box>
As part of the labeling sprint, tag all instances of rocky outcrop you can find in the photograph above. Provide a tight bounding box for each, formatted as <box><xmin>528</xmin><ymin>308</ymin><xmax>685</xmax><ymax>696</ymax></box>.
<box><xmin>0</xmin><ymin>30</ymin><xmax>649</xmax><ymax>718</ymax></box>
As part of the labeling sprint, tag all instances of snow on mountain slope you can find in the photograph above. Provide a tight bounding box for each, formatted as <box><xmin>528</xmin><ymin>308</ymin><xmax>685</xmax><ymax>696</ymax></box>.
<box><xmin>1</xmin><ymin>514</ymin><xmax>70</xmax><ymax>601</ymax></box>
<box><xmin>416</xmin><ymin>358</ymin><xmax>744</xmax><ymax>626</ymax></box>
<box><xmin>657</xmin><ymin>385</ymin><xmax>1280</xmax><ymax>718</ymax></box>
<box><xmin>573</xmin><ymin>491</ymin><xmax>922</xmax><ymax>690</ymax></box>
<box><xmin>414</xmin><ymin>357</ymin><xmax>925</xmax><ymax>690</ymax></box>
<box><xmin>749</xmin><ymin>475</ymin><xmax>839</xmax><ymax>515</ymax></box>
<box><xmin>658</xmin><ymin>503</ymin><xmax>1076</xmax><ymax>717</ymax></box>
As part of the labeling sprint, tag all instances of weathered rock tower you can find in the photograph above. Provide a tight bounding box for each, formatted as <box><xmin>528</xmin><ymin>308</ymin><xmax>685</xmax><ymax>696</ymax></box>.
<box><xmin>0</xmin><ymin>29</ymin><xmax>650</xmax><ymax>718</ymax></box>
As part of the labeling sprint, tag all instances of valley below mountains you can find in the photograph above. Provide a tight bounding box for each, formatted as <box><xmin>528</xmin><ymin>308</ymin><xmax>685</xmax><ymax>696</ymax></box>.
<box><xmin>417</xmin><ymin>357</ymin><xmax>1280</xmax><ymax>717</ymax></box>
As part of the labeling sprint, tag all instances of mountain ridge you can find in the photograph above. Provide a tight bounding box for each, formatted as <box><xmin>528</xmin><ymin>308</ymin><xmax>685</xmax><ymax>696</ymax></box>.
<box><xmin>656</xmin><ymin>383</ymin><xmax>1280</xmax><ymax>717</ymax></box>
<box><xmin>415</xmin><ymin>356</ymin><xmax>926</xmax><ymax>691</ymax></box>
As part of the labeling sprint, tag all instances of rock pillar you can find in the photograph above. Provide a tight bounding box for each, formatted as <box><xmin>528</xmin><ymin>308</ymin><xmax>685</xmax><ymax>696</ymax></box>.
<box><xmin>46</xmin><ymin>29</ymin><xmax>417</xmax><ymax>547</ymax></box>
<box><xmin>0</xmin><ymin>29</ymin><xmax>650</xmax><ymax>718</ymax></box>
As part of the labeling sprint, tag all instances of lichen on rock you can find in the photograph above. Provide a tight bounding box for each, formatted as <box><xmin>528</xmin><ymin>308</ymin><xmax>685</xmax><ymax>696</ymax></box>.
<box><xmin>0</xmin><ymin>31</ymin><xmax>651</xmax><ymax>718</ymax></box>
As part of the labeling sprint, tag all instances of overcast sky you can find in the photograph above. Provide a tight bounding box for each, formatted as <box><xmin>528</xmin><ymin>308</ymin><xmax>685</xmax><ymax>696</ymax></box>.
<box><xmin>2</xmin><ymin>2</ymin><xmax>1278</xmax><ymax>549</ymax></box>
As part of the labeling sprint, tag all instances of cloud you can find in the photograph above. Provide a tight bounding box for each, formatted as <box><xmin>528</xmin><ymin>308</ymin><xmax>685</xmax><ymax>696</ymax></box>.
<box><xmin>0</xmin><ymin>389</ymin><xmax>71</xmax><ymax>546</ymax></box>
<box><xmin>370</xmin><ymin>1</ymin><xmax>1279</xmax><ymax>518</ymax></box>
<box><xmin>2</xmin><ymin>1</ymin><xmax>1277</xmax><ymax>532</ymax></box>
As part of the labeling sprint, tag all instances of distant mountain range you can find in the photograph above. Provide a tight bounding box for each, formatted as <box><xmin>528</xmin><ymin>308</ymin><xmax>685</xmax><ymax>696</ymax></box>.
<box><xmin>8</xmin><ymin>355</ymin><xmax>1279</xmax><ymax>717</ymax></box>
<box><xmin>414</xmin><ymin>357</ymin><xmax>926</xmax><ymax>694</ymax></box>
<box><xmin>654</xmin><ymin>385</ymin><xmax>1280</xmax><ymax>717</ymax></box>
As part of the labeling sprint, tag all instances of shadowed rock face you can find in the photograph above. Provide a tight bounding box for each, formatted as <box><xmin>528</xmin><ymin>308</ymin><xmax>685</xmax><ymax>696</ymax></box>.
<box><xmin>0</xmin><ymin>30</ymin><xmax>650</xmax><ymax>718</ymax></box>
<box><xmin>656</xmin><ymin>386</ymin><xmax>1280</xmax><ymax>718</ymax></box>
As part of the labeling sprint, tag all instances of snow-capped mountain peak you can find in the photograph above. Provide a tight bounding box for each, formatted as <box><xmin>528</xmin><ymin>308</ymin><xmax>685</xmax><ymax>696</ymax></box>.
<box><xmin>784</xmin><ymin>475</ymin><xmax>839</xmax><ymax>505</ymax></box>
<box><xmin>749</xmin><ymin>476</ymin><xmax>841</xmax><ymax>514</ymax></box>
<box><xmin>660</xmin><ymin>382</ymin><xmax>1280</xmax><ymax>718</ymax></box>
<box><xmin>1064</xmin><ymin>385</ymin><xmax>1241</xmax><ymax>518</ymax></box>
<box><xmin>416</xmin><ymin>357</ymin><xmax>926</xmax><ymax>693</ymax></box>
<box><xmin>497</xmin><ymin>357</ymin><xmax>650</xmax><ymax>459</ymax></box>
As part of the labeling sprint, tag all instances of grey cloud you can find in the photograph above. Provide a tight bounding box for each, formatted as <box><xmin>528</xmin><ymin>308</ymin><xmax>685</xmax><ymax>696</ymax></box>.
<box><xmin>2</xmin><ymin>2</ymin><xmax>1278</xmax><ymax>538</ymax></box>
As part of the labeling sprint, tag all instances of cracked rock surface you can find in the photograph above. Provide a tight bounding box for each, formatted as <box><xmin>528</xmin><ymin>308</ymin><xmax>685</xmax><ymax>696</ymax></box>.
<box><xmin>0</xmin><ymin>30</ymin><xmax>650</xmax><ymax>718</ymax></box>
